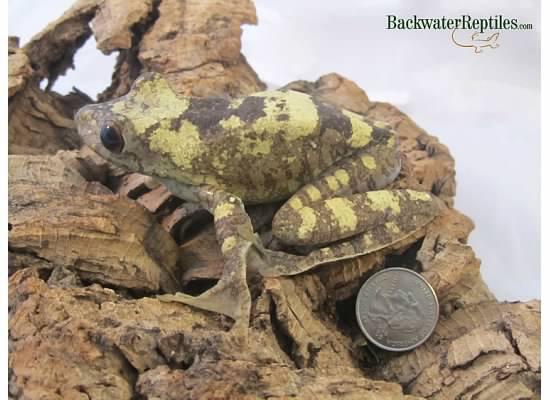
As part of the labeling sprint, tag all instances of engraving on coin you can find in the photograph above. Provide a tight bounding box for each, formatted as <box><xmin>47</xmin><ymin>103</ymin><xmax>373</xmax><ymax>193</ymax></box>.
<box><xmin>355</xmin><ymin>267</ymin><xmax>439</xmax><ymax>351</ymax></box>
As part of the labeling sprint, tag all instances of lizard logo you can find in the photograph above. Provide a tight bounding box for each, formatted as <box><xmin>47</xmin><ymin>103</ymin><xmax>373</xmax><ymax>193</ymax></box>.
<box><xmin>451</xmin><ymin>28</ymin><xmax>500</xmax><ymax>53</ymax></box>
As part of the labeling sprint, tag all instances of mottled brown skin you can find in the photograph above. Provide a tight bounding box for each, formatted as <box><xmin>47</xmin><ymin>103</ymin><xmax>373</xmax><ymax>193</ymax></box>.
<box><xmin>76</xmin><ymin>73</ymin><xmax>440</xmax><ymax>331</ymax></box>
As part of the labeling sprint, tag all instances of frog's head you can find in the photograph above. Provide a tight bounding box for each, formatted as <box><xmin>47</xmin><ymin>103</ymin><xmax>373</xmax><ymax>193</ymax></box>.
<box><xmin>75</xmin><ymin>72</ymin><xmax>185</xmax><ymax>174</ymax></box>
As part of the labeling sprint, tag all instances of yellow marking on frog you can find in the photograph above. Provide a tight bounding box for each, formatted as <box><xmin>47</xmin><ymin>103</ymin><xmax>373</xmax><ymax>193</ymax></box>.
<box><xmin>360</xmin><ymin>154</ymin><xmax>377</xmax><ymax>170</ymax></box>
<box><xmin>132</xmin><ymin>74</ymin><xmax>170</xmax><ymax>104</ymax></box>
<box><xmin>202</xmin><ymin>175</ymin><xmax>220</xmax><ymax>187</ymax></box>
<box><xmin>251</xmin><ymin>90</ymin><xmax>318</xmax><ymax>140</ymax></box>
<box><xmin>214</xmin><ymin>202</ymin><xmax>236</xmax><ymax>220</ymax></box>
<box><xmin>362</xmin><ymin>233</ymin><xmax>374</xmax><ymax>247</ymax></box>
<box><xmin>320</xmin><ymin>143</ymin><xmax>335</xmax><ymax>166</ymax></box>
<box><xmin>219</xmin><ymin>115</ymin><xmax>274</xmax><ymax>156</ymax></box>
<box><xmin>373</xmin><ymin>120</ymin><xmax>390</xmax><ymax>130</ymax></box>
<box><xmin>286</xmin><ymin>179</ymin><xmax>302</xmax><ymax>195</ymax></box>
<box><xmin>367</xmin><ymin>191</ymin><xmax>401</xmax><ymax>214</ymax></box>
<box><xmin>228</xmin><ymin>97</ymin><xmax>245</xmax><ymax>109</ymax></box>
<box><xmin>148</xmin><ymin>119</ymin><xmax>203</xmax><ymax>169</ymax></box>
<box><xmin>334</xmin><ymin>169</ymin><xmax>350</xmax><ymax>187</ymax></box>
<box><xmin>325</xmin><ymin>197</ymin><xmax>358</xmax><ymax>232</ymax></box>
<box><xmin>237</xmin><ymin>135</ymin><xmax>273</xmax><ymax>156</ymax></box>
<box><xmin>113</xmin><ymin>75</ymin><xmax>190</xmax><ymax>137</ymax></box>
<box><xmin>211</xmin><ymin>156</ymin><xmax>225</xmax><ymax>170</ymax></box>
<box><xmin>406</xmin><ymin>190</ymin><xmax>432</xmax><ymax>202</ymax></box>
<box><xmin>343</xmin><ymin>110</ymin><xmax>373</xmax><ymax>148</ymax></box>
<box><xmin>288</xmin><ymin>197</ymin><xmax>303</xmax><ymax>210</ymax></box>
<box><xmin>325</xmin><ymin>176</ymin><xmax>340</xmax><ymax>192</ymax></box>
<box><xmin>219</xmin><ymin>115</ymin><xmax>244</xmax><ymax>130</ymax></box>
<box><xmin>297</xmin><ymin>207</ymin><xmax>317</xmax><ymax>240</ymax></box>
<box><xmin>385</xmin><ymin>221</ymin><xmax>401</xmax><ymax>234</ymax></box>
<box><xmin>305</xmin><ymin>185</ymin><xmax>322</xmax><ymax>202</ymax></box>
<box><xmin>221</xmin><ymin>236</ymin><xmax>238</xmax><ymax>253</ymax></box>
<box><xmin>211</xmin><ymin>149</ymin><xmax>230</xmax><ymax>170</ymax></box>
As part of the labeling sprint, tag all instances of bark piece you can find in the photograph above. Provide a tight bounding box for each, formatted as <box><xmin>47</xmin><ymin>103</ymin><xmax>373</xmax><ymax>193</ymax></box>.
<box><xmin>8</xmin><ymin>37</ymin><xmax>33</xmax><ymax>98</ymax></box>
<box><xmin>23</xmin><ymin>0</ymin><xmax>98</xmax><ymax>87</ymax></box>
<box><xmin>137</xmin><ymin>185</ymin><xmax>172</xmax><ymax>213</ymax></box>
<box><xmin>8</xmin><ymin>85</ymin><xmax>84</xmax><ymax>154</ymax></box>
<box><xmin>179</xmin><ymin>224</ymin><xmax>224</xmax><ymax>286</ymax></box>
<box><xmin>137</xmin><ymin>0</ymin><xmax>265</xmax><ymax>97</ymax></box>
<box><xmin>56</xmin><ymin>146</ymin><xmax>113</xmax><ymax>184</ymax></box>
<box><xmin>265</xmin><ymin>276</ymin><xmax>351</xmax><ymax>369</ymax></box>
<box><xmin>282</xmin><ymin>72</ymin><xmax>371</xmax><ymax>114</ymax></box>
<box><xmin>446</xmin><ymin>327</ymin><xmax>513</xmax><ymax>368</ymax></box>
<box><xmin>8</xmin><ymin>270</ymin><xmax>216</xmax><ymax>400</ymax></box>
<box><xmin>417</xmin><ymin>207</ymin><xmax>482</xmax><ymax>302</ymax></box>
<box><xmin>139</xmin><ymin>0</ymin><xmax>256</xmax><ymax>71</ymax></box>
<box><xmin>9</xmin><ymin>183</ymin><xmax>179</xmax><ymax>292</ymax></box>
<box><xmin>9</xmin><ymin>154</ymin><xmax>88</xmax><ymax>188</ymax></box>
<box><xmin>9</xmin><ymin>153</ymin><xmax>179</xmax><ymax>292</ymax></box>
<box><xmin>9</xmin><ymin>0</ymin><xmax>101</xmax><ymax>155</ymax></box>
<box><xmin>377</xmin><ymin>301</ymin><xmax>540</xmax><ymax>399</ymax></box>
<box><xmin>90</xmin><ymin>0</ymin><xmax>153</xmax><ymax>53</ymax></box>
<box><xmin>9</xmin><ymin>269</ymin><xmax>419</xmax><ymax>400</ymax></box>
<box><xmin>115</xmin><ymin>172</ymin><xmax>160</xmax><ymax>197</ymax></box>
<box><xmin>99</xmin><ymin>0</ymin><xmax>266</xmax><ymax>99</ymax></box>
<box><xmin>136</xmin><ymin>364</ymin><xmax>423</xmax><ymax>400</ymax></box>
<box><xmin>8</xmin><ymin>151</ymin><xmax>111</xmax><ymax>195</ymax></box>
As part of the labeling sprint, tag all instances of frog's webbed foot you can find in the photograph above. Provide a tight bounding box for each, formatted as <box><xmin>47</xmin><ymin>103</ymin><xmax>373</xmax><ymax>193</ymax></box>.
<box><xmin>158</xmin><ymin>241</ymin><xmax>252</xmax><ymax>334</ymax></box>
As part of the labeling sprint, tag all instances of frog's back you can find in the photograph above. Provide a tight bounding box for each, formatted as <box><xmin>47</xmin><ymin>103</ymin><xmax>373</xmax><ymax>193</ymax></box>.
<box><xmin>150</xmin><ymin>90</ymin><xmax>388</xmax><ymax>201</ymax></box>
<box><xmin>164</xmin><ymin>90</ymin><xmax>385</xmax><ymax>200</ymax></box>
<box><xmin>119</xmin><ymin>83</ymin><xmax>389</xmax><ymax>202</ymax></box>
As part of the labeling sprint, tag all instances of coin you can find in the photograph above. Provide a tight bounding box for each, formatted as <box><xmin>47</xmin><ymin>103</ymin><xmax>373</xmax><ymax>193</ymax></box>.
<box><xmin>355</xmin><ymin>267</ymin><xmax>439</xmax><ymax>351</ymax></box>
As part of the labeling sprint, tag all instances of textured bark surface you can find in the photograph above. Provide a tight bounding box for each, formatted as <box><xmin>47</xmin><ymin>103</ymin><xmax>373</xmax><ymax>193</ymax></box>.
<box><xmin>8</xmin><ymin>154</ymin><xmax>179</xmax><ymax>293</ymax></box>
<box><xmin>8</xmin><ymin>1</ymin><xmax>540</xmax><ymax>399</ymax></box>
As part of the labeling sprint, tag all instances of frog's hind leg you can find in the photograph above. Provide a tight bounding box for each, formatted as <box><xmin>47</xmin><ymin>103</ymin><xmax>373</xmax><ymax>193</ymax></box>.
<box><xmin>265</xmin><ymin>138</ymin><xmax>441</xmax><ymax>276</ymax></box>
<box><xmin>259</xmin><ymin>189</ymin><xmax>441</xmax><ymax>277</ymax></box>
<box><xmin>272</xmin><ymin>139</ymin><xmax>403</xmax><ymax>247</ymax></box>
<box><xmin>158</xmin><ymin>187</ymin><xmax>256</xmax><ymax>332</ymax></box>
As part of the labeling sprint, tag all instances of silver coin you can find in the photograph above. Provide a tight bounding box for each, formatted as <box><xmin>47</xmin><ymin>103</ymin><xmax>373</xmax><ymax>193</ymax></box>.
<box><xmin>356</xmin><ymin>267</ymin><xmax>439</xmax><ymax>351</ymax></box>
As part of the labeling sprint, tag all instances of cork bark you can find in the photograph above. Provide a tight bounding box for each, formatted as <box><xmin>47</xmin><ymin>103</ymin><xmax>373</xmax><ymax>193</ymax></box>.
<box><xmin>8</xmin><ymin>1</ymin><xmax>540</xmax><ymax>399</ymax></box>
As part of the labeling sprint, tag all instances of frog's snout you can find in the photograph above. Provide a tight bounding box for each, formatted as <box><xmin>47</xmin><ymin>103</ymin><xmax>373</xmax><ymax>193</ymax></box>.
<box><xmin>75</xmin><ymin>104</ymin><xmax>95</xmax><ymax>126</ymax></box>
<box><xmin>75</xmin><ymin>104</ymin><xmax>101</xmax><ymax>148</ymax></box>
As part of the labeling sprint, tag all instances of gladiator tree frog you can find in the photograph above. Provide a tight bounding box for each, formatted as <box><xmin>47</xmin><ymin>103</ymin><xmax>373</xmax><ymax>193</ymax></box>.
<box><xmin>76</xmin><ymin>73</ymin><xmax>440</xmax><ymax>330</ymax></box>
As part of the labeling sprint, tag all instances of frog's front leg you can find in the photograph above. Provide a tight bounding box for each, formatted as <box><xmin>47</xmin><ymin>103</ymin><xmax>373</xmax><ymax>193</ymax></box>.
<box><xmin>258</xmin><ymin>147</ymin><xmax>441</xmax><ymax>277</ymax></box>
<box><xmin>157</xmin><ymin>185</ymin><xmax>258</xmax><ymax>331</ymax></box>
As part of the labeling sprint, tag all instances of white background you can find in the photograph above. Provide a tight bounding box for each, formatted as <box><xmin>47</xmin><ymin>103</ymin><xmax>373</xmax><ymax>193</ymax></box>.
<box><xmin>8</xmin><ymin>0</ymin><xmax>540</xmax><ymax>301</ymax></box>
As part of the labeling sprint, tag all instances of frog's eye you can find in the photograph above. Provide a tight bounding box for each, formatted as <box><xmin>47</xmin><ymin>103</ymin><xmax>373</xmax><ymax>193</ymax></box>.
<box><xmin>100</xmin><ymin>123</ymin><xmax>124</xmax><ymax>153</ymax></box>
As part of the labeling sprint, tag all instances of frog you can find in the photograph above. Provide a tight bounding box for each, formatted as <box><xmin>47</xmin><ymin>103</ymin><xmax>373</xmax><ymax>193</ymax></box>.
<box><xmin>75</xmin><ymin>72</ymin><xmax>440</xmax><ymax>332</ymax></box>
